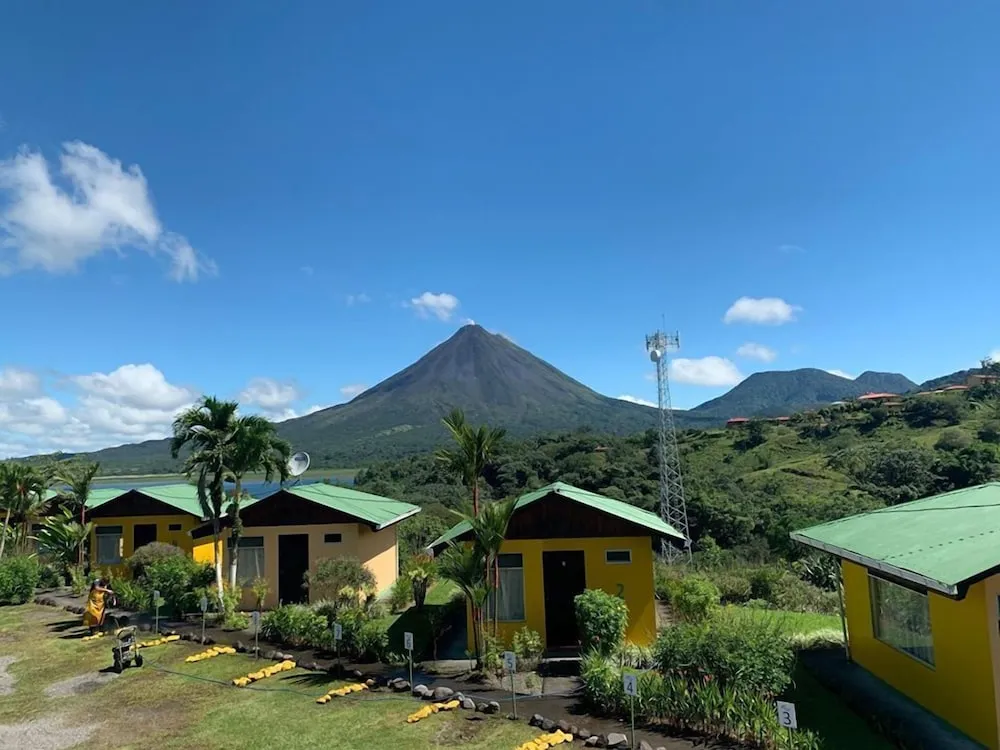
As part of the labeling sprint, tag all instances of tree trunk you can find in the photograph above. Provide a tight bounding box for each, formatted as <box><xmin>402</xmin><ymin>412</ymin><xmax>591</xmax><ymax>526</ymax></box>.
<box><xmin>79</xmin><ymin>504</ymin><xmax>86</xmax><ymax>567</ymax></box>
<box><xmin>493</xmin><ymin>558</ymin><xmax>500</xmax><ymax>638</ymax></box>
<box><xmin>212</xmin><ymin>517</ymin><xmax>225</xmax><ymax>610</ymax></box>
<box><xmin>0</xmin><ymin>507</ymin><xmax>10</xmax><ymax>561</ymax></box>
<box><xmin>471</xmin><ymin>604</ymin><xmax>483</xmax><ymax>670</ymax></box>
<box><xmin>472</xmin><ymin>482</ymin><xmax>480</xmax><ymax>518</ymax></box>
<box><xmin>228</xmin><ymin>478</ymin><xmax>241</xmax><ymax>591</ymax></box>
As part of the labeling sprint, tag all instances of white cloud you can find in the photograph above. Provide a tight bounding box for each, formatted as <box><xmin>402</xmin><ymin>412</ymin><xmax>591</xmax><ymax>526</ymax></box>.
<box><xmin>0</xmin><ymin>141</ymin><xmax>214</xmax><ymax>281</ymax></box>
<box><xmin>826</xmin><ymin>369</ymin><xmax>855</xmax><ymax>380</ymax></box>
<box><xmin>346</xmin><ymin>293</ymin><xmax>370</xmax><ymax>306</ymax></box>
<box><xmin>239</xmin><ymin>377</ymin><xmax>301</xmax><ymax>411</ymax></box>
<box><xmin>72</xmin><ymin>364</ymin><xmax>196</xmax><ymax>410</ymax></box>
<box><xmin>670</xmin><ymin>357</ymin><xmax>744</xmax><ymax>387</ymax></box>
<box><xmin>988</xmin><ymin>349</ymin><xmax>1000</xmax><ymax>364</ymax></box>
<box><xmin>339</xmin><ymin>384</ymin><xmax>368</xmax><ymax>399</ymax></box>
<box><xmin>723</xmin><ymin>297</ymin><xmax>800</xmax><ymax>325</ymax></box>
<box><xmin>463</xmin><ymin>318</ymin><xmax>476</xmax><ymax>326</ymax></box>
<box><xmin>618</xmin><ymin>394</ymin><xmax>656</xmax><ymax>408</ymax></box>
<box><xmin>736</xmin><ymin>342</ymin><xmax>777</xmax><ymax>362</ymax></box>
<box><xmin>0</xmin><ymin>367</ymin><xmax>41</xmax><ymax>397</ymax></box>
<box><xmin>409</xmin><ymin>291</ymin><xmax>460</xmax><ymax>321</ymax></box>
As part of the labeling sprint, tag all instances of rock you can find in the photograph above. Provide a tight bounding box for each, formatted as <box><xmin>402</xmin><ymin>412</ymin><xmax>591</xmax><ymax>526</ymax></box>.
<box><xmin>529</xmin><ymin>714</ymin><xmax>544</xmax><ymax>728</ymax></box>
<box><xmin>263</xmin><ymin>650</ymin><xmax>278</xmax><ymax>660</ymax></box>
<box><xmin>202</xmin><ymin>637</ymin><xmax>215</xmax><ymax>645</ymax></box>
<box><xmin>352</xmin><ymin>669</ymin><xmax>364</xmax><ymax>679</ymax></box>
<box><xmin>639</xmin><ymin>743</ymin><xmax>654</xmax><ymax>750</ymax></box>
<box><xmin>138</xmin><ymin>623</ymin><xmax>151</xmax><ymax>632</ymax></box>
<box><xmin>475</xmin><ymin>702</ymin><xmax>488</xmax><ymax>713</ymax></box>
<box><xmin>302</xmin><ymin>661</ymin><xmax>319</xmax><ymax>672</ymax></box>
<box><xmin>576</xmin><ymin>729</ymin><xmax>592</xmax><ymax>740</ymax></box>
<box><xmin>234</xmin><ymin>641</ymin><xmax>247</xmax><ymax>653</ymax></box>
<box><xmin>506</xmin><ymin>713</ymin><xmax>516</xmax><ymax>721</ymax></box>
<box><xmin>392</xmin><ymin>680</ymin><xmax>411</xmax><ymax>693</ymax></box>
<box><xmin>484</xmin><ymin>701</ymin><xmax>501</xmax><ymax>715</ymax></box>
<box><xmin>584</xmin><ymin>738</ymin><xmax>600</xmax><ymax>748</ymax></box>
<box><xmin>460</xmin><ymin>697</ymin><xmax>476</xmax><ymax>710</ymax></box>
<box><xmin>431</xmin><ymin>686</ymin><xmax>454</xmax><ymax>701</ymax></box>
<box><xmin>454</xmin><ymin>692</ymin><xmax>465</xmax><ymax>703</ymax></box>
<box><xmin>569</xmin><ymin>725</ymin><xmax>579</xmax><ymax>737</ymax></box>
<box><xmin>541</xmin><ymin>719</ymin><xmax>556</xmax><ymax>732</ymax></box>
<box><xmin>365</xmin><ymin>678</ymin><xmax>376</xmax><ymax>688</ymax></box>
<box><xmin>596</xmin><ymin>735</ymin><xmax>609</xmax><ymax>748</ymax></box>
<box><xmin>412</xmin><ymin>684</ymin><xmax>431</xmax><ymax>698</ymax></box>
<box><xmin>607</xmin><ymin>733</ymin><xmax>629</xmax><ymax>748</ymax></box>
<box><xmin>557</xmin><ymin>720</ymin><xmax>571</xmax><ymax>733</ymax></box>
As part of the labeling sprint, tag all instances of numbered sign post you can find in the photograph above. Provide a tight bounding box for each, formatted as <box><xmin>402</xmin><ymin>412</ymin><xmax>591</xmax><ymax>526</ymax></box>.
<box><xmin>251</xmin><ymin>611</ymin><xmax>261</xmax><ymax>659</ymax></box>
<box><xmin>503</xmin><ymin>651</ymin><xmax>517</xmax><ymax>718</ymax></box>
<box><xmin>623</xmin><ymin>673</ymin><xmax>638</xmax><ymax>750</ymax></box>
<box><xmin>152</xmin><ymin>589</ymin><xmax>161</xmax><ymax>635</ymax></box>
<box><xmin>200</xmin><ymin>595</ymin><xmax>209</xmax><ymax>643</ymax></box>
<box><xmin>776</xmin><ymin>700</ymin><xmax>797</xmax><ymax>743</ymax></box>
<box><xmin>333</xmin><ymin>622</ymin><xmax>343</xmax><ymax>664</ymax></box>
<box><xmin>403</xmin><ymin>631</ymin><xmax>414</xmax><ymax>688</ymax></box>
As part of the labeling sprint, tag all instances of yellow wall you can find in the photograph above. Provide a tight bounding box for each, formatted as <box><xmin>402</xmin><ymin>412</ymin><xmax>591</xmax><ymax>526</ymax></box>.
<box><xmin>465</xmin><ymin>536</ymin><xmax>656</xmax><ymax>652</ymax></box>
<box><xmin>90</xmin><ymin>515</ymin><xmax>199</xmax><ymax>576</ymax></box>
<box><xmin>842</xmin><ymin>560</ymin><xmax>998</xmax><ymax>749</ymax></box>
<box><xmin>192</xmin><ymin>523</ymin><xmax>399</xmax><ymax>609</ymax></box>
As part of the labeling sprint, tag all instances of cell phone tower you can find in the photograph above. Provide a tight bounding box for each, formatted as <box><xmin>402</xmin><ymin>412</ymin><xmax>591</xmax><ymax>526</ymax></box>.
<box><xmin>645</xmin><ymin>329</ymin><xmax>691</xmax><ymax>562</ymax></box>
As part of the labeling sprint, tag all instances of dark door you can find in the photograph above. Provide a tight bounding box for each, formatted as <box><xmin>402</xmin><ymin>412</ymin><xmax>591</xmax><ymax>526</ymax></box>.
<box><xmin>542</xmin><ymin>550</ymin><xmax>587</xmax><ymax>650</ymax></box>
<box><xmin>278</xmin><ymin>534</ymin><xmax>310</xmax><ymax>604</ymax></box>
<box><xmin>133</xmin><ymin>523</ymin><xmax>157</xmax><ymax>551</ymax></box>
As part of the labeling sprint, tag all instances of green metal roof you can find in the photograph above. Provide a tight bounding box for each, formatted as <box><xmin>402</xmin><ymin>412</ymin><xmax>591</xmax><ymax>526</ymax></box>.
<box><xmin>791</xmin><ymin>482</ymin><xmax>1000</xmax><ymax>596</ymax></box>
<box><xmin>428</xmin><ymin>481</ymin><xmax>687</xmax><ymax>550</ymax></box>
<box><xmin>274</xmin><ymin>483</ymin><xmax>421</xmax><ymax>530</ymax></box>
<box><xmin>85</xmin><ymin>483</ymin><xmax>206</xmax><ymax>519</ymax></box>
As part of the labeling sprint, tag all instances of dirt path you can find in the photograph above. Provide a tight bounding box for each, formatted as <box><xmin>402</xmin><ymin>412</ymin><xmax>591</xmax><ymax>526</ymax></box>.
<box><xmin>0</xmin><ymin>657</ymin><xmax>15</xmax><ymax>696</ymax></box>
<box><xmin>0</xmin><ymin>716</ymin><xmax>100</xmax><ymax>750</ymax></box>
<box><xmin>44</xmin><ymin>671</ymin><xmax>120</xmax><ymax>698</ymax></box>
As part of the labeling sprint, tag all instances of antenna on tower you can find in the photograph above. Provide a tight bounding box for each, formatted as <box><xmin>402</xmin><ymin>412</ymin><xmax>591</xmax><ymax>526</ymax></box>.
<box><xmin>645</xmin><ymin>328</ymin><xmax>691</xmax><ymax>562</ymax></box>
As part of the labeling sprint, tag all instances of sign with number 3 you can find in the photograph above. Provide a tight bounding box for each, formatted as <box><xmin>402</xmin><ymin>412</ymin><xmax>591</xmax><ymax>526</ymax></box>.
<box><xmin>776</xmin><ymin>700</ymin><xmax>797</xmax><ymax>729</ymax></box>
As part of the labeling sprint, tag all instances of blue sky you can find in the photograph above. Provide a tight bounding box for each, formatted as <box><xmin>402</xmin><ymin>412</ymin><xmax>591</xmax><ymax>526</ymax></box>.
<box><xmin>1</xmin><ymin>1</ymin><xmax>999</xmax><ymax>456</ymax></box>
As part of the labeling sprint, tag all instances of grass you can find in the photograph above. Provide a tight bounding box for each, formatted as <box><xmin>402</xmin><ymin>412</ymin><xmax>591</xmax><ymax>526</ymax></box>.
<box><xmin>729</xmin><ymin>606</ymin><xmax>842</xmax><ymax>635</ymax></box>
<box><xmin>377</xmin><ymin>580</ymin><xmax>465</xmax><ymax>659</ymax></box>
<box><xmin>0</xmin><ymin>604</ymin><xmax>535</xmax><ymax>750</ymax></box>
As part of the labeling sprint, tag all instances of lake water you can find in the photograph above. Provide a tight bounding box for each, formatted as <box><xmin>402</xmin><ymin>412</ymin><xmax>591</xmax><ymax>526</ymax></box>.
<box><xmin>91</xmin><ymin>475</ymin><xmax>353</xmax><ymax>498</ymax></box>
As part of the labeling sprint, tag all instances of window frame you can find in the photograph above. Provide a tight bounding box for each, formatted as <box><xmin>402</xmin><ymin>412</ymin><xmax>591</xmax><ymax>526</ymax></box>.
<box><xmin>868</xmin><ymin>572</ymin><xmax>935</xmax><ymax>668</ymax></box>
<box><xmin>487</xmin><ymin>553</ymin><xmax>526</xmax><ymax>623</ymax></box>
<box><xmin>95</xmin><ymin>525</ymin><xmax>123</xmax><ymax>565</ymax></box>
<box><xmin>168</xmin><ymin>523</ymin><xmax>183</xmax><ymax>532</ymax></box>
<box><xmin>324</xmin><ymin>533</ymin><xmax>342</xmax><ymax>544</ymax></box>
<box><xmin>605</xmin><ymin>549</ymin><xmax>632</xmax><ymax>565</ymax></box>
<box><xmin>228</xmin><ymin>536</ymin><xmax>266</xmax><ymax>588</ymax></box>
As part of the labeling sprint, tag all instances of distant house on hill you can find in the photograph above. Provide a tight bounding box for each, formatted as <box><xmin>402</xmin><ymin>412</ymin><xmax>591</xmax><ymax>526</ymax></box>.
<box><xmin>726</xmin><ymin>417</ymin><xmax>749</xmax><ymax>428</ymax></box>
<box><xmin>968</xmin><ymin>373</ymin><xmax>1000</xmax><ymax>387</ymax></box>
<box><xmin>857</xmin><ymin>392</ymin><xmax>898</xmax><ymax>402</ymax></box>
<box><xmin>941</xmin><ymin>384</ymin><xmax>969</xmax><ymax>392</ymax></box>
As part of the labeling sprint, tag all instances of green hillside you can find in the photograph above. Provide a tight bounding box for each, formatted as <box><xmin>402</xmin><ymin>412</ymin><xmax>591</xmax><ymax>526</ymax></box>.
<box><xmin>357</xmin><ymin>387</ymin><xmax>1000</xmax><ymax>557</ymax></box>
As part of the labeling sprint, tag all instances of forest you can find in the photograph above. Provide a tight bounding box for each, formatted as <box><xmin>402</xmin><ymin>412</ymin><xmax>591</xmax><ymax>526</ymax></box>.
<box><xmin>355</xmin><ymin>383</ymin><xmax>1000</xmax><ymax>560</ymax></box>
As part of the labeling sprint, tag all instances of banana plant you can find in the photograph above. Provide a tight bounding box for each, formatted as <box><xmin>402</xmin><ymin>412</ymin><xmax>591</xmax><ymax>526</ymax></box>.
<box><xmin>36</xmin><ymin>507</ymin><xmax>93</xmax><ymax>570</ymax></box>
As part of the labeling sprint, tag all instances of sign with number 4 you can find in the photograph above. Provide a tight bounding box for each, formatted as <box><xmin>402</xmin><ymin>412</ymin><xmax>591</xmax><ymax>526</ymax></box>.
<box><xmin>776</xmin><ymin>700</ymin><xmax>797</xmax><ymax>729</ymax></box>
<box><xmin>200</xmin><ymin>595</ymin><xmax>209</xmax><ymax>613</ymax></box>
<box><xmin>622</xmin><ymin>673</ymin><xmax>638</xmax><ymax>697</ymax></box>
<box><xmin>403</xmin><ymin>631</ymin><xmax>414</xmax><ymax>651</ymax></box>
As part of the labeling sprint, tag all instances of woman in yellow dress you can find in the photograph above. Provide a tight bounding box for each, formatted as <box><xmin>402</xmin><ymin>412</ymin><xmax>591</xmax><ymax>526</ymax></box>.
<box><xmin>83</xmin><ymin>578</ymin><xmax>114</xmax><ymax>635</ymax></box>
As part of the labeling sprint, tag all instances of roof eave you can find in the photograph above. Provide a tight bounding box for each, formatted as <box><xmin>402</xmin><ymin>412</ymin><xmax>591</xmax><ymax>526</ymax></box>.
<box><xmin>789</xmin><ymin>532</ymin><xmax>960</xmax><ymax>596</ymax></box>
<box><xmin>373</xmin><ymin>506</ymin><xmax>421</xmax><ymax>532</ymax></box>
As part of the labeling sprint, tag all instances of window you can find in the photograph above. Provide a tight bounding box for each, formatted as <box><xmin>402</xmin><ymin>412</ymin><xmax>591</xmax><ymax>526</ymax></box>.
<box><xmin>168</xmin><ymin>523</ymin><xmax>182</xmax><ymax>532</ymax></box>
<box><xmin>869</xmin><ymin>574</ymin><xmax>934</xmax><ymax>666</ymax></box>
<box><xmin>324</xmin><ymin>533</ymin><xmax>342</xmax><ymax>544</ymax></box>
<box><xmin>606</xmin><ymin>550</ymin><xmax>632</xmax><ymax>564</ymax></box>
<box><xmin>487</xmin><ymin>553</ymin><xmax>525</xmax><ymax>622</ymax></box>
<box><xmin>95</xmin><ymin>525</ymin><xmax>123</xmax><ymax>565</ymax></box>
<box><xmin>230</xmin><ymin>537</ymin><xmax>265</xmax><ymax>587</ymax></box>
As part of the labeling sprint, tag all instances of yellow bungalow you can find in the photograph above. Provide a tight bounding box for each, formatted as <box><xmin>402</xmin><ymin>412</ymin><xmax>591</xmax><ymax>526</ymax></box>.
<box><xmin>86</xmin><ymin>484</ymin><xmax>207</xmax><ymax>574</ymax></box>
<box><xmin>792</xmin><ymin>482</ymin><xmax>1000</xmax><ymax>749</ymax></box>
<box><xmin>428</xmin><ymin>482</ymin><xmax>686</xmax><ymax>653</ymax></box>
<box><xmin>189</xmin><ymin>483</ymin><xmax>420</xmax><ymax>609</ymax></box>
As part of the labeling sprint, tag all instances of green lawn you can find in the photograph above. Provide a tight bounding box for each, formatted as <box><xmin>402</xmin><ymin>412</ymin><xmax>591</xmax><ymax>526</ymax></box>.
<box><xmin>718</xmin><ymin>605</ymin><xmax>842</xmax><ymax>636</ymax></box>
<box><xmin>0</xmin><ymin>604</ymin><xmax>535</xmax><ymax>750</ymax></box>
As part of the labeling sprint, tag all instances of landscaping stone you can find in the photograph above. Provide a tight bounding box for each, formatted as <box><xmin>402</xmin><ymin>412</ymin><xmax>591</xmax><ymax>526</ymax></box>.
<box><xmin>300</xmin><ymin>661</ymin><xmax>318</xmax><ymax>672</ymax></box>
<box><xmin>460</xmin><ymin>698</ymin><xmax>476</xmax><ymax>710</ymax></box>
<box><xmin>431</xmin><ymin>686</ymin><xmax>454</xmax><ymax>701</ymax></box>
<box><xmin>475</xmin><ymin>702</ymin><xmax>488</xmax><ymax>713</ymax></box>
<box><xmin>607</xmin><ymin>733</ymin><xmax>629</xmax><ymax>748</ymax></box>
<box><xmin>453</xmin><ymin>692</ymin><xmax>465</xmax><ymax>703</ymax></box>
<box><xmin>576</xmin><ymin>729</ymin><xmax>592</xmax><ymax>740</ymax></box>
<box><xmin>569</xmin><ymin>725</ymin><xmax>579</xmax><ymax>737</ymax></box>
<box><xmin>391</xmin><ymin>679</ymin><xmax>410</xmax><ymax>693</ymax></box>
<box><xmin>234</xmin><ymin>641</ymin><xmax>247</xmax><ymax>653</ymax></box>
<box><xmin>541</xmin><ymin>719</ymin><xmax>556</xmax><ymax>732</ymax></box>
<box><xmin>506</xmin><ymin>713</ymin><xmax>516</xmax><ymax>721</ymax></box>
<box><xmin>412</xmin><ymin>684</ymin><xmax>431</xmax><ymax>698</ymax></box>
<box><xmin>365</xmin><ymin>678</ymin><xmax>376</xmax><ymax>688</ymax></box>
<box><xmin>529</xmin><ymin>714</ymin><xmax>544</xmax><ymax>728</ymax></box>
<box><xmin>583</xmin><ymin>737</ymin><xmax>600</xmax><ymax>748</ymax></box>
<box><xmin>484</xmin><ymin>701</ymin><xmax>501</xmax><ymax>715</ymax></box>
<box><xmin>639</xmin><ymin>742</ymin><xmax>654</xmax><ymax>750</ymax></box>
<box><xmin>557</xmin><ymin>720</ymin><xmax>571</xmax><ymax>733</ymax></box>
<box><xmin>263</xmin><ymin>650</ymin><xmax>278</xmax><ymax>660</ymax></box>
<box><xmin>351</xmin><ymin>669</ymin><xmax>364</xmax><ymax>679</ymax></box>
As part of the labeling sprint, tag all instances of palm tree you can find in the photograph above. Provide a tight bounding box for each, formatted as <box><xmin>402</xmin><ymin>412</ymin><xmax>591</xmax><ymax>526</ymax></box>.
<box><xmin>462</xmin><ymin>498</ymin><xmax>517</xmax><ymax>637</ymax></box>
<box><xmin>171</xmin><ymin>396</ymin><xmax>240</xmax><ymax>608</ymax></box>
<box><xmin>54</xmin><ymin>462</ymin><xmax>101</xmax><ymax>566</ymax></box>
<box><xmin>437</xmin><ymin>542</ymin><xmax>490</xmax><ymax>667</ymax></box>
<box><xmin>36</xmin><ymin>508</ymin><xmax>92</xmax><ymax>571</ymax></box>
<box><xmin>0</xmin><ymin>463</ymin><xmax>51</xmax><ymax>558</ymax></box>
<box><xmin>435</xmin><ymin>409</ymin><xmax>506</xmax><ymax>517</ymax></box>
<box><xmin>224</xmin><ymin>415</ymin><xmax>290</xmax><ymax>589</ymax></box>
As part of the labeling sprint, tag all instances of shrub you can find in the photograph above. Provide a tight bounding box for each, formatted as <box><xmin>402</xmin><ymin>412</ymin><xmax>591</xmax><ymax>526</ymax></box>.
<box><xmin>261</xmin><ymin>604</ymin><xmax>328</xmax><ymax>648</ymax></box>
<box><xmin>222</xmin><ymin>611</ymin><xmax>251</xmax><ymax>630</ymax></box>
<box><xmin>574</xmin><ymin>588</ymin><xmax>628</xmax><ymax>656</ymax></box>
<box><xmin>306</xmin><ymin>557</ymin><xmax>376</xmax><ymax>601</ymax></box>
<box><xmin>68</xmin><ymin>564</ymin><xmax>88</xmax><ymax>596</ymax></box>
<box><xmin>128</xmin><ymin>542</ymin><xmax>186</xmax><ymax>579</ymax></box>
<box><xmin>387</xmin><ymin>575</ymin><xmax>412</xmax><ymax>613</ymax></box>
<box><xmin>38</xmin><ymin>563</ymin><xmax>62</xmax><ymax>589</ymax></box>
<box><xmin>335</xmin><ymin>605</ymin><xmax>388</xmax><ymax>660</ymax></box>
<box><xmin>669</xmin><ymin>576</ymin><xmax>720</xmax><ymax>623</ymax></box>
<box><xmin>747</xmin><ymin>566</ymin><xmax>784</xmax><ymax>601</ymax></box>
<box><xmin>405</xmin><ymin>553</ymin><xmax>436</xmax><ymax>610</ymax></box>
<box><xmin>771</xmin><ymin>574</ymin><xmax>838</xmax><ymax>614</ymax></box>
<box><xmin>250</xmin><ymin>577</ymin><xmax>269</xmax><ymax>610</ymax></box>
<box><xmin>511</xmin><ymin>626</ymin><xmax>544</xmax><ymax>671</ymax></box>
<box><xmin>935</xmin><ymin>428</ymin><xmax>972</xmax><ymax>452</ymax></box>
<box><xmin>978</xmin><ymin>422</ymin><xmax>1000</xmax><ymax>444</ymax></box>
<box><xmin>710</xmin><ymin>570</ymin><xmax>753</xmax><ymax>604</ymax></box>
<box><xmin>654</xmin><ymin>610</ymin><xmax>795</xmax><ymax>698</ymax></box>
<box><xmin>0</xmin><ymin>555</ymin><xmax>40</xmax><ymax>604</ymax></box>
<box><xmin>112</xmin><ymin>578</ymin><xmax>151</xmax><ymax>612</ymax></box>
<box><xmin>143</xmin><ymin>556</ymin><xmax>214</xmax><ymax>616</ymax></box>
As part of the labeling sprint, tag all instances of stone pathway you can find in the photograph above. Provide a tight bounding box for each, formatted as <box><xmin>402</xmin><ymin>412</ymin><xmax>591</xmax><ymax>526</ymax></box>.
<box><xmin>0</xmin><ymin>717</ymin><xmax>100</xmax><ymax>750</ymax></box>
<box><xmin>44</xmin><ymin>671</ymin><xmax>120</xmax><ymax>698</ymax></box>
<box><xmin>0</xmin><ymin>657</ymin><xmax>16</xmax><ymax>697</ymax></box>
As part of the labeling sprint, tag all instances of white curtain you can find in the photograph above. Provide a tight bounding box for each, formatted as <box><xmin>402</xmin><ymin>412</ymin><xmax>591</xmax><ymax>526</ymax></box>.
<box><xmin>870</xmin><ymin>575</ymin><xmax>934</xmax><ymax>665</ymax></box>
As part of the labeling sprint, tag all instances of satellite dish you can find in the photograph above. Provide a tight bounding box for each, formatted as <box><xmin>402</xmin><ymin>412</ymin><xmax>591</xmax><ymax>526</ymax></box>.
<box><xmin>288</xmin><ymin>452</ymin><xmax>310</xmax><ymax>477</ymax></box>
<box><xmin>649</xmin><ymin>349</ymin><xmax>663</xmax><ymax>363</ymax></box>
